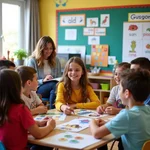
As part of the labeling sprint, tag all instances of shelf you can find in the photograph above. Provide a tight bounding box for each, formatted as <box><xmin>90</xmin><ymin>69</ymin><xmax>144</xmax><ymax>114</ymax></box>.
<box><xmin>93</xmin><ymin>89</ymin><xmax>110</xmax><ymax>92</ymax></box>
<box><xmin>88</xmin><ymin>75</ymin><xmax>116</xmax><ymax>104</ymax></box>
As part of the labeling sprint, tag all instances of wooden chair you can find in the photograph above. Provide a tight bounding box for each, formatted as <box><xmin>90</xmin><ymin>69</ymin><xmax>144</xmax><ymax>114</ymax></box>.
<box><xmin>0</xmin><ymin>141</ymin><xmax>6</xmax><ymax>150</ymax></box>
<box><xmin>142</xmin><ymin>140</ymin><xmax>150</xmax><ymax>150</ymax></box>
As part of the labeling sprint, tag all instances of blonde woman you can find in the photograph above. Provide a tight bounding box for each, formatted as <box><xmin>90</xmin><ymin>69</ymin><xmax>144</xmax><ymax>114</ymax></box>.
<box><xmin>27</xmin><ymin>36</ymin><xmax>61</xmax><ymax>109</ymax></box>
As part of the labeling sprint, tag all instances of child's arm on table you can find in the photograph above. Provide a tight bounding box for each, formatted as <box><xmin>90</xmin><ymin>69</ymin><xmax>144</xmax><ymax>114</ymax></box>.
<box><xmin>60</xmin><ymin>104</ymin><xmax>75</xmax><ymax>115</ymax></box>
<box><xmin>28</xmin><ymin>118</ymin><xmax>56</xmax><ymax>139</ymax></box>
<box><xmin>31</xmin><ymin>105</ymin><xmax>48</xmax><ymax>115</ymax></box>
<box><xmin>105</xmin><ymin>106</ymin><xmax>122</xmax><ymax>115</ymax></box>
<box><xmin>90</xmin><ymin>118</ymin><xmax>110</xmax><ymax>139</ymax></box>
<box><xmin>97</xmin><ymin>103</ymin><xmax>112</xmax><ymax>114</ymax></box>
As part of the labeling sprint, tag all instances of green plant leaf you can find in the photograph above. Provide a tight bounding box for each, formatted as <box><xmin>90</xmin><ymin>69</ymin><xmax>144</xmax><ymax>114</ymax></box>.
<box><xmin>14</xmin><ymin>49</ymin><xmax>28</xmax><ymax>60</ymax></box>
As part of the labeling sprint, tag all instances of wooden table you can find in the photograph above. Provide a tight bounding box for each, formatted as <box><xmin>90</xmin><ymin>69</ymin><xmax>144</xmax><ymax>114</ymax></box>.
<box><xmin>28</xmin><ymin>109</ymin><xmax>115</xmax><ymax>150</ymax></box>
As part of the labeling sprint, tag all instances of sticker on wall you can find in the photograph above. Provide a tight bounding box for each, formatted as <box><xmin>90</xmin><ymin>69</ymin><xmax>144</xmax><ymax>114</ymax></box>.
<box><xmin>100</xmin><ymin>14</ymin><xmax>110</xmax><ymax>27</ymax></box>
<box><xmin>94</xmin><ymin>28</ymin><xmax>106</xmax><ymax>36</ymax></box>
<box><xmin>88</xmin><ymin>36</ymin><xmax>100</xmax><ymax>45</ymax></box>
<box><xmin>108</xmin><ymin>56</ymin><xmax>116</xmax><ymax>65</ymax></box>
<box><xmin>54</xmin><ymin>0</ymin><xmax>68</xmax><ymax>7</ymax></box>
<box><xmin>87</xmin><ymin>18</ymin><xmax>98</xmax><ymax>27</ymax></box>
<box><xmin>83</xmin><ymin>28</ymin><xmax>94</xmax><ymax>36</ymax></box>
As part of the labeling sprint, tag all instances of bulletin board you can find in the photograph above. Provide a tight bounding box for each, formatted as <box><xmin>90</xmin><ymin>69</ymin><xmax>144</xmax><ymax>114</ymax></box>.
<box><xmin>56</xmin><ymin>5</ymin><xmax>150</xmax><ymax>71</ymax></box>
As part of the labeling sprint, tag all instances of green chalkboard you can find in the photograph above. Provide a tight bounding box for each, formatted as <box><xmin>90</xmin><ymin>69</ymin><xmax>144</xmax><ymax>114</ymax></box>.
<box><xmin>56</xmin><ymin>5</ymin><xmax>150</xmax><ymax>71</ymax></box>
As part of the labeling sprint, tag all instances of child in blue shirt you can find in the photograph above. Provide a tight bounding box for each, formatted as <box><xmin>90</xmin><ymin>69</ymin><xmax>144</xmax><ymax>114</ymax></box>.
<box><xmin>130</xmin><ymin>57</ymin><xmax>150</xmax><ymax>105</ymax></box>
<box><xmin>90</xmin><ymin>70</ymin><xmax>150</xmax><ymax>150</ymax></box>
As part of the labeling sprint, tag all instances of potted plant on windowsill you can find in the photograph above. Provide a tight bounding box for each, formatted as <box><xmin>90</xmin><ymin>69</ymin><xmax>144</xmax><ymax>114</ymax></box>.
<box><xmin>14</xmin><ymin>49</ymin><xmax>28</xmax><ymax>66</ymax></box>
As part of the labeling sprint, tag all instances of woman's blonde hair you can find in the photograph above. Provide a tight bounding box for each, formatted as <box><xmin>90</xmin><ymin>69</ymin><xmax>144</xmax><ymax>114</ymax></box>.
<box><xmin>59</xmin><ymin>57</ymin><xmax>91</xmax><ymax>103</ymax></box>
<box><xmin>31</xmin><ymin>36</ymin><xmax>56</xmax><ymax>68</ymax></box>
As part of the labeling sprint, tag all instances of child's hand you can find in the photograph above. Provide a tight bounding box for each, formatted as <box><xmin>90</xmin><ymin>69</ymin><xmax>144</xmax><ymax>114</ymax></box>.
<box><xmin>47</xmin><ymin>118</ymin><xmax>56</xmax><ymax>130</ymax></box>
<box><xmin>69</xmin><ymin>104</ymin><xmax>76</xmax><ymax>109</ymax></box>
<box><xmin>95</xmin><ymin>118</ymin><xmax>106</xmax><ymax>126</ymax></box>
<box><xmin>105</xmin><ymin>106</ymin><xmax>119</xmax><ymax>115</ymax></box>
<box><xmin>37</xmin><ymin>120</ymin><xmax>47</xmax><ymax>127</ymax></box>
<box><xmin>37</xmin><ymin>106</ymin><xmax>48</xmax><ymax>114</ymax></box>
<box><xmin>96</xmin><ymin>105</ymin><xmax>107</xmax><ymax>114</ymax></box>
<box><xmin>61</xmin><ymin>105</ymin><xmax>74</xmax><ymax>115</ymax></box>
<box><xmin>43</xmin><ymin>75</ymin><xmax>53</xmax><ymax>82</ymax></box>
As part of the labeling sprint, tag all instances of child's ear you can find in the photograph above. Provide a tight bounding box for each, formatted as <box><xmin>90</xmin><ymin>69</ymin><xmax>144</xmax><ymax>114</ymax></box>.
<box><xmin>125</xmin><ymin>89</ymin><xmax>130</xmax><ymax>99</ymax></box>
<box><xmin>26</xmin><ymin>80</ymin><xmax>31</xmax><ymax>86</ymax></box>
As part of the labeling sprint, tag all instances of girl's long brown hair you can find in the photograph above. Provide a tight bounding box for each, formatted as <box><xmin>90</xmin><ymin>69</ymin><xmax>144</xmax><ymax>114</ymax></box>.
<box><xmin>31</xmin><ymin>36</ymin><xmax>56</xmax><ymax>68</ymax></box>
<box><xmin>0</xmin><ymin>69</ymin><xmax>24</xmax><ymax>126</ymax></box>
<box><xmin>58</xmin><ymin>57</ymin><xmax>91</xmax><ymax>103</ymax></box>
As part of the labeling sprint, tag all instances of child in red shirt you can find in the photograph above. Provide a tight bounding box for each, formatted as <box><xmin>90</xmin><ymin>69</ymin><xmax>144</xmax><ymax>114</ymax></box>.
<box><xmin>0</xmin><ymin>69</ymin><xmax>56</xmax><ymax>150</ymax></box>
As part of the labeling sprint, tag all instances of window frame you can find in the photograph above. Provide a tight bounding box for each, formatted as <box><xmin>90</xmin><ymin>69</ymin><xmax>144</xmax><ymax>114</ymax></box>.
<box><xmin>0</xmin><ymin>0</ymin><xmax>25</xmax><ymax>57</ymax></box>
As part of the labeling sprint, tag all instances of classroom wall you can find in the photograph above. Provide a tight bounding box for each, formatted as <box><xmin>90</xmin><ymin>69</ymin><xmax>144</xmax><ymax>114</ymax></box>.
<box><xmin>39</xmin><ymin>0</ymin><xmax>150</xmax><ymax>43</ymax></box>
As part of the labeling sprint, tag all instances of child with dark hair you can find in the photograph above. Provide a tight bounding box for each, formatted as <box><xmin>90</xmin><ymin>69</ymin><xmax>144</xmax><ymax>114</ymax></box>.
<box><xmin>0</xmin><ymin>60</ymin><xmax>15</xmax><ymax>69</ymax></box>
<box><xmin>0</xmin><ymin>69</ymin><xmax>55</xmax><ymax>150</ymax></box>
<box><xmin>16</xmin><ymin>66</ymin><xmax>47</xmax><ymax>115</ymax></box>
<box><xmin>90</xmin><ymin>70</ymin><xmax>150</xmax><ymax>150</ymax></box>
<box><xmin>130</xmin><ymin>57</ymin><xmax>150</xmax><ymax>105</ymax></box>
<box><xmin>130</xmin><ymin>57</ymin><xmax>150</xmax><ymax>71</ymax></box>
<box><xmin>97</xmin><ymin>62</ymin><xmax>130</xmax><ymax>115</ymax></box>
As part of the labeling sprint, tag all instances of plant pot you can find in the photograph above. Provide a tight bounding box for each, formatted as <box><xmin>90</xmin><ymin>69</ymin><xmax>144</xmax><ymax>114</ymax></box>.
<box><xmin>15</xmin><ymin>59</ymin><xmax>24</xmax><ymax>66</ymax></box>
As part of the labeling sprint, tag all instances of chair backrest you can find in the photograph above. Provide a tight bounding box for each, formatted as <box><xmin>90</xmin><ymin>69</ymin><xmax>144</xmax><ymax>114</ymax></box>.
<box><xmin>142</xmin><ymin>140</ymin><xmax>150</xmax><ymax>150</ymax></box>
<box><xmin>0</xmin><ymin>141</ymin><xmax>6</xmax><ymax>150</ymax></box>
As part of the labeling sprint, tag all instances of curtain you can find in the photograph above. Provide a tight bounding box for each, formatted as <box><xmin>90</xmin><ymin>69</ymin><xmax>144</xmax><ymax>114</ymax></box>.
<box><xmin>24</xmin><ymin>0</ymin><xmax>40</xmax><ymax>55</ymax></box>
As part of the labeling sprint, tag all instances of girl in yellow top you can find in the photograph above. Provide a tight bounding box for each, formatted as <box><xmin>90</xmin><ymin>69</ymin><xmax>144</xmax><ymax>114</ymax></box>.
<box><xmin>55</xmin><ymin>57</ymin><xmax>101</xmax><ymax>115</ymax></box>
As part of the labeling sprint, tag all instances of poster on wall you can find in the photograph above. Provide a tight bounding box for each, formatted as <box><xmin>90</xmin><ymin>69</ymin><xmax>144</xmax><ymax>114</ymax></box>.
<box><xmin>91</xmin><ymin>45</ymin><xmax>108</xmax><ymax>67</ymax></box>
<box><xmin>65</xmin><ymin>29</ymin><xmax>77</xmax><ymax>40</ymax></box>
<box><xmin>100</xmin><ymin>14</ymin><xmax>110</xmax><ymax>27</ymax></box>
<box><xmin>60</xmin><ymin>14</ymin><xmax>85</xmax><ymax>26</ymax></box>
<box><xmin>87</xmin><ymin>18</ymin><xmax>98</xmax><ymax>27</ymax></box>
<box><xmin>122</xmin><ymin>22</ymin><xmax>150</xmax><ymax>62</ymax></box>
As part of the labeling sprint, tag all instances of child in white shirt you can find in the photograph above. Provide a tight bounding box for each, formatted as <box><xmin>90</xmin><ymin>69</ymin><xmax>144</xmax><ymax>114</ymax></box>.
<box><xmin>16</xmin><ymin>66</ymin><xmax>47</xmax><ymax>115</ymax></box>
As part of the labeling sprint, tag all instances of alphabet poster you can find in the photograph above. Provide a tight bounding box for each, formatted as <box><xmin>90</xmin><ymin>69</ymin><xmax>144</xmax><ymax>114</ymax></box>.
<box><xmin>91</xmin><ymin>45</ymin><xmax>108</xmax><ymax>67</ymax></box>
<box><xmin>40</xmin><ymin>132</ymin><xmax>100</xmax><ymax>149</ymax></box>
<box><xmin>122</xmin><ymin>22</ymin><xmax>150</xmax><ymax>62</ymax></box>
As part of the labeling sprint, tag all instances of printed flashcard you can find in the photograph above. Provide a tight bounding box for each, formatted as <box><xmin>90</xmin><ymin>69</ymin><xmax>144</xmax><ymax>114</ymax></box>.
<box><xmin>143</xmin><ymin>22</ymin><xmax>150</xmax><ymax>40</ymax></box>
<box><xmin>83</xmin><ymin>28</ymin><xmax>94</xmax><ymax>36</ymax></box>
<box><xmin>76</xmin><ymin>109</ymin><xmax>108</xmax><ymax>118</ymax></box>
<box><xmin>123</xmin><ymin>22</ymin><xmax>142</xmax><ymax>40</ymax></box>
<box><xmin>122</xmin><ymin>39</ymin><xmax>142</xmax><ymax>61</ymax></box>
<box><xmin>40</xmin><ymin>132</ymin><xmax>100</xmax><ymax>149</ymax></box>
<box><xmin>88</xmin><ymin>36</ymin><xmax>100</xmax><ymax>45</ymax></box>
<box><xmin>100</xmin><ymin>14</ymin><xmax>110</xmax><ymax>27</ymax></box>
<box><xmin>56</xmin><ymin>118</ymin><xmax>91</xmax><ymax>132</ymax></box>
<box><xmin>34</xmin><ymin>112</ymin><xmax>66</xmax><ymax>121</ymax></box>
<box><xmin>108</xmin><ymin>56</ymin><xmax>116</xmax><ymax>65</ymax></box>
<box><xmin>142</xmin><ymin>40</ymin><xmax>150</xmax><ymax>58</ymax></box>
<box><xmin>87</xmin><ymin>17</ymin><xmax>98</xmax><ymax>27</ymax></box>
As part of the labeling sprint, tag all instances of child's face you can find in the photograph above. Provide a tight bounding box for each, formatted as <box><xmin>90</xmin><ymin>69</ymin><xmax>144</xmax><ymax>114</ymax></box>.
<box><xmin>114</xmin><ymin>67</ymin><xmax>123</xmax><ymax>84</ymax></box>
<box><xmin>29</xmin><ymin>74</ymin><xmax>38</xmax><ymax>91</ymax></box>
<box><xmin>130</xmin><ymin>64</ymin><xmax>140</xmax><ymax>71</ymax></box>
<box><xmin>68</xmin><ymin>62</ymin><xmax>83</xmax><ymax>83</ymax></box>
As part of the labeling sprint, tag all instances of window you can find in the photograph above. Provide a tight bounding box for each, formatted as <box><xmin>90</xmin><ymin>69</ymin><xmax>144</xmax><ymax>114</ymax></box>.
<box><xmin>0</xmin><ymin>0</ymin><xmax>24</xmax><ymax>59</ymax></box>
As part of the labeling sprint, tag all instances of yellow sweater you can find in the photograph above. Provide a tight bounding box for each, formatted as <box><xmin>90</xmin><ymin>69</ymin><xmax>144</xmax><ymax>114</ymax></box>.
<box><xmin>55</xmin><ymin>82</ymin><xmax>101</xmax><ymax>111</ymax></box>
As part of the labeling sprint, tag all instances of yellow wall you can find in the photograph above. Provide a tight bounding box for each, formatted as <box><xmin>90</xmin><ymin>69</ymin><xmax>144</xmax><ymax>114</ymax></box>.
<box><xmin>39</xmin><ymin>0</ymin><xmax>150</xmax><ymax>43</ymax></box>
